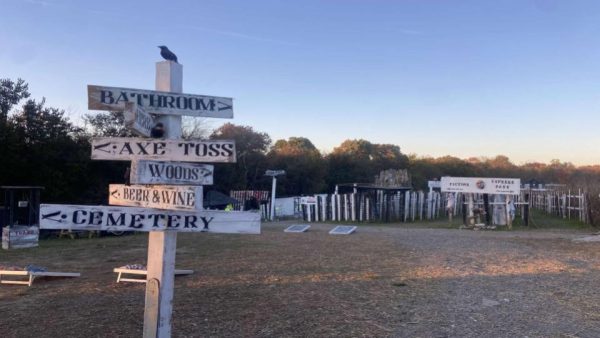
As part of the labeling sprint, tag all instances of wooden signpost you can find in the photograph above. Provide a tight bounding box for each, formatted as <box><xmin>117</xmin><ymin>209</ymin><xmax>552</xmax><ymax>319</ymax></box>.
<box><xmin>88</xmin><ymin>84</ymin><xmax>234</xmax><ymax>118</ymax></box>
<box><xmin>109</xmin><ymin>184</ymin><xmax>202</xmax><ymax>211</ymax></box>
<box><xmin>91</xmin><ymin>137</ymin><xmax>236</xmax><ymax>163</ymax></box>
<box><xmin>124</xmin><ymin>102</ymin><xmax>156</xmax><ymax>137</ymax></box>
<box><xmin>130</xmin><ymin>161</ymin><xmax>213</xmax><ymax>186</ymax></box>
<box><xmin>40</xmin><ymin>57</ymin><xmax>255</xmax><ymax>338</ymax></box>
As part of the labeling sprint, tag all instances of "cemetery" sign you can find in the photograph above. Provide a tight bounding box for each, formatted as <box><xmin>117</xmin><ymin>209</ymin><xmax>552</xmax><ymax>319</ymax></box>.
<box><xmin>91</xmin><ymin>137</ymin><xmax>236</xmax><ymax>163</ymax></box>
<box><xmin>131</xmin><ymin>161</ymin><xmax>214</xmax><ymax>186</ymax></box>
<box><xmin>40</xmin><ymin>204</ymin><xmax>261</xmax><ymax>234</ymax></box>
<box><xmin>88</xmin><ymin>85</ymin><xmax>233</xmax><ymax>118</ymax></box>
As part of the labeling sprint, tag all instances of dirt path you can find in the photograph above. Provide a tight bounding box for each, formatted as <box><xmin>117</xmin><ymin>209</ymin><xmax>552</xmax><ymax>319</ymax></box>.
<box><xmin>2</xmin><ymin>223</ymin><xmax>600</xmax><ymax>337</ymax></box>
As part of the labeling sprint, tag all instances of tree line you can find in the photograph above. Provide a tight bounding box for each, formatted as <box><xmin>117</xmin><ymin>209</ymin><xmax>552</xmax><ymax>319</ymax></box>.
<box><xmin>2</xmin><ymin>78</ymin><xmax>600</xmax><ymax>205</ymax></box>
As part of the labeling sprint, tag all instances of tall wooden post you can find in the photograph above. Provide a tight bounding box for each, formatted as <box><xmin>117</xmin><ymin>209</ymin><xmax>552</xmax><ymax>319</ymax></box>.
<box><xmin>143</xmin><ymin>60</ymin><xmax>183</xmax><ymax>338</ymax></box>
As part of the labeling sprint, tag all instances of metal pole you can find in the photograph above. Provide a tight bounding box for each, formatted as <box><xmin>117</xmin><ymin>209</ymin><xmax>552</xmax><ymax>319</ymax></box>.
<box><xmin>270</xmin><ymin>176</ymin><xmax>277</xmax><ymax>221</ymax></box>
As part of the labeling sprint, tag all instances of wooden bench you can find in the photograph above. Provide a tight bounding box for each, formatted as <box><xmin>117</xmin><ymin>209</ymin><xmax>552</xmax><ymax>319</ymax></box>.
<box><xmin>113</xmin><ymin>268</ymin><xmax>193</xmax><ymax>283</ymax></box>
<box><xmin>0</xmin><ymin>270</ymin><xmax>80</xmax><ymax>287</ymax></box>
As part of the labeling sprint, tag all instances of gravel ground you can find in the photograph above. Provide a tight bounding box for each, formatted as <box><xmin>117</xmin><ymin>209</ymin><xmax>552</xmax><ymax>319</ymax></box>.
<box><xmin>1</xmin><ymin>222</ymin><xmax>600</xmax><ymax>337</ymax></box>
<box><xmin>370</xmin><ymin>226</ymin><xmax>600</xmax><ymax>338</ymax></box>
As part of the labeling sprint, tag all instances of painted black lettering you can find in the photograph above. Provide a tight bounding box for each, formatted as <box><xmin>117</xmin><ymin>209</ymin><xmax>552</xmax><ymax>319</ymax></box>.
<box><xmin>115</xmin><ymin>92</ymin><xmax>129</xmax><ymax>105</ymax></box>
<box><xmin>73</xmin><ymin>210</ymin><xmax>87</xmax><ymax>224</ymax></box>
<box><xmin>184</xmin><ymin>215</ymin><xmax>198</xmax><ymax>228</ymax></box>
<box><xmin>166</xmin><ymin>96</ymin><xmax>175</xmax><ymax>108</ymax></box>
<box><xmin>107</xmin><ymin>213</ymin><xmax>126</xmax><ymax>226</ymax></box>
<box><xmin>148</xmin><ymin>164</ymin><xmax>163</xmax><ymax>177</ymax></box>
<box><xmin>194</xmin><ymin>143</ymin><xmax>208</xmax><ymax>157</ymax></box>
<box><xmin>175</xmin><ymin>192</ymin><xmax>185</xmax><ymax>205</ymax></box>
<box><xmin>167</xmin><ymin>215</ymin><xmax>181</xmax><ymax>227</ymax></box>
<box><xmin>150</xmin><ymin>214</ymin><xmax>164</xmax><ymax>227</ymax></box>
<box><xmin>119</xmin><ymin>143</ymin><xmax>134</xmax><ymax>155</ymax></box>
<box><xmin>129</xmin><ymin>214</ymin><xmax>145</xmax><ymax>228</ymax></box>
<box><xmin>221</xmin><ymin>143</ymin><xmax>234</xmax><ymax>157</ymax></box>
<box><xmin>136</xmin><ymin>142</ymin><xmax>150</xmax><ymax>155</ymax></box>
<box><xmin>88</xmin><ymin>211</ymin><xmax>103</xmax><ymax>225</ymax></box>
<box><xmin>200</xmin><ymin>217</ymin><xmax>214</xmax><ymax>231</ymax></box>
<box><xmin>100</xmin><ymin>90</ymin><xmax>115</xmax><ymax>104</ymax></box>
<box><xmin>154</xmin><ymin>142</ymin><xmax>166</xmax><ymax>155</ymax></box>
<box><xmin>208</xmin><ymin>143</ymin><xmax>220</xmax><ymax>156</ymax></box>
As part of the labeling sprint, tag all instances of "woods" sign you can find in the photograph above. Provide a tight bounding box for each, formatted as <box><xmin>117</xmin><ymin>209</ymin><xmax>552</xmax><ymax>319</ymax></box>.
<box><xmin>130</xmin><ymin>161</ymin><xmax>213</xmax><ymax>185</ymax></box>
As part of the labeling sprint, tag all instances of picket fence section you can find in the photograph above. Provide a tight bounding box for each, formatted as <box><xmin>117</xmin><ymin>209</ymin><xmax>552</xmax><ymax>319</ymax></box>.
<box><xmin>528</xmin><ymin>189</ymin><xmax>588</xmax><ymax>223</ymax></box>
<box><xmin>231</xmin><ymin>188</ymin><xmax>590</xmax><ymax>224</ymax></box>
<box><xmin>299</xmin><ymin>191</ymin><xmax>446</xmax><ymax>223</ymax></box>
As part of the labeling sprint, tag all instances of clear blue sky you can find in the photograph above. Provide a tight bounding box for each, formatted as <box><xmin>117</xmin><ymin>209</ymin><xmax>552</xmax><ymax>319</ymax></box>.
<box><xmin>2</xmin><ymin>0</ymin><xmax>600</xmax><ymax>165</ymax></box>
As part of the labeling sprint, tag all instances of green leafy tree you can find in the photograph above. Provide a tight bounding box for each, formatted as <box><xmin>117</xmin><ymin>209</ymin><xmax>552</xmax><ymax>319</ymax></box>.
<box><xmin>210</xmin><ymin>123</ymin><xmax>271</xmax><ymax>192</ymax></box>
<box><xmin>267</xmin><ymin>137</ymin><xmax>327</xmax><ymax>196</ymax></box>
<box><xmin>326</xmin><ymin>139</ymin><xmax>409</xmax><ymax>189</ymax></box>
<box><xmin>0</xmin><ymin>78</ymin><xmax>30</xmax><ymax>124</ymax></box>
<box><xmin>83</xmin><ymin>111</ymin><xmax>134</xmax><ymax>137</ymax></box>
<box><xmin>5</xmin><ymin>97</ymin><xmax>93</xmax><ymax>203</ymax></box>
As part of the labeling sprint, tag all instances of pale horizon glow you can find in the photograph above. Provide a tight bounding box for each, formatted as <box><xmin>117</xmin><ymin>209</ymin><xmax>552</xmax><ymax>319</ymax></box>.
<box><xmin>2</xmin><ymin>0</ymin><xmax>600</xmax><ymax>165</ymax></box>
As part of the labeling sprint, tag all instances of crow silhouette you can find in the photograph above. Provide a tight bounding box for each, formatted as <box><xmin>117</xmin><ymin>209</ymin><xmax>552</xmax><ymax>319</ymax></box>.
<box><xmin>158</xmin><ymin>46</ymin><xmax>178</xmax><ymax>63</ymax></box>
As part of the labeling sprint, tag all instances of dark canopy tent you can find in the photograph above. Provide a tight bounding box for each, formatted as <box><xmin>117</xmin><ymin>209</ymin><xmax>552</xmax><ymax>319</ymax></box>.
<box><xmin>1</xmin><ymin>186</ymin><xmax>44</xmax><ymax>228</ymax></box>
<box><xmin>203</xmin><ymin>191</ymin><xmax>239</xmax><ymax>209</ymax></box>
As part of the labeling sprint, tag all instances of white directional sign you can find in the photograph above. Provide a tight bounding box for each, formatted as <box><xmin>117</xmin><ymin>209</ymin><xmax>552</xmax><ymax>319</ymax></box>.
<box><xmin>88</xmin><ymin>85</ymin><xmax>233</xmax><ymax>118</ymax></box>
<box><xmin>131</xmin><ymin>161</ymin><xmax>213</xmax><ymax>185</ymax></box>
<box><xmin>299</xmin><ymin>196</ymin><xmax>317</xmax><ymax>205</ymax></box>
<box><xmin>441</xmin><ymin>177</ymin><xmax>521</xmax><ymax>195</ymax></box>
<box><xmin>91</xmin><ymin>137</ymin><xmax>236</xmax><ymax>163</ymax></box>
<box><xmin>265</xmin><ymin>170</ymin><xmax>285</xmax><ymax>176</ymax></box>
<box><xmin>40</xmin><ymin>204</ymin><xmax>261</xmax><ymax>234</ymax></box>
<box><xmin>109</xmin><ymin>184</ymin><xmax>202</xmax><ymax>211</ymax></box>
<box><xmin>428</xmin><ymin>180</ymin><xmax>441</xmax><ymax>189</ymax></box>
<box><xmin>123</xmin><ymin>102</ymin><xmax>156</xmax><ymax>137</ymax></box>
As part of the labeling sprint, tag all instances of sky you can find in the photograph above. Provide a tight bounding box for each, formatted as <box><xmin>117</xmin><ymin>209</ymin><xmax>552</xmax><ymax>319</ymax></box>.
<box><xmin>2</xmin><ymin>0</ymin><xmax>600</xmax><ymax>165</ymax></box>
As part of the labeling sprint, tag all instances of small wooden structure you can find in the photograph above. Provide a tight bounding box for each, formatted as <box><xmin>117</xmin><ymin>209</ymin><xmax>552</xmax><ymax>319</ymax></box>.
<box><xmin>1</xmin><ymin>186</ymin><xmax>43</xmax><ymax>249</ymax></box>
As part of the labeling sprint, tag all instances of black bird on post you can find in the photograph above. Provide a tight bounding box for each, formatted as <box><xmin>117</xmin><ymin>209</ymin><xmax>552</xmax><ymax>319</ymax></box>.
<box><xmin>158</xmin><ymin>45</ymin><xmax>178</xmax><ymax>63</ymax></box>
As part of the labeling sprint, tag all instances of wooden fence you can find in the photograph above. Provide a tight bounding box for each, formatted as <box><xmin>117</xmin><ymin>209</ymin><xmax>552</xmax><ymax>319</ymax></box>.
<box><xmin>299</xmin><ymin>191</ymin><xmax>447</xmax><ymax>223</ymax></box>
<box><xmin>528</xmin><ymin>189</ymin><xmax>589</xmax><ymax>223</ymax></box>
<box><xmin>295</xmin><ymin>188</ymin><xmax>591</xmax><ymax>225</ymax></box>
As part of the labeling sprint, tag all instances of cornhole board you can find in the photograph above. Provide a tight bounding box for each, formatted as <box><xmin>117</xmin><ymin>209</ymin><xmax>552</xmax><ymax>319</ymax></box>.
<box><xmin>0</xmin><ymin>270</ymin><xmax>80</xmax><ymax>287</ymax></box>
<box><xmin>114</xmin><ymin>268</ymin><xmax>194</xmax><ymax>283</ymax></box>
<box><xmin>329</xmin><ymin>225</ymin><xmax>357</xmax><ymax>235</ymax></box>
<box><xmin>284</xmin><ymin>224</ymin><xmax>311</xmax><ymax>233</ymax></box>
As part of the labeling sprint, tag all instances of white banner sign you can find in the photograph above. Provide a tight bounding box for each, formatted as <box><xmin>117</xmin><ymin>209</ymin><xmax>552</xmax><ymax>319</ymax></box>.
<box><xmin>109</xmin><ymin>184</ymin><xmax>202</xmax><ymax>211</ymax></box>
<box><xmin>91</xmin><ymin>137</ymin><xmax>236</xmax><ymax>163</ymax></box>
<box><xmin>123</xmin><ymin>103</ymin><xmax>155</xmax><ymax>137</ymax></box>
<box><xmin>40</xmin><ymin>204</ymin><xmax>260</xmax><ymax>234</ymax></box>
<box><xmin>441</xmin><ymin>177</ymin><xmax>521</xmax><ymax>195</ymax></box>
<box><xmin>88</xmin><ymin>85</ymin><xmax>233</xmax><ymax>118</ymax></box>
<box><xmin>131</xmin><ymin>161</ymin><xmax>213</xmax><ymax>186</ymax></box>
